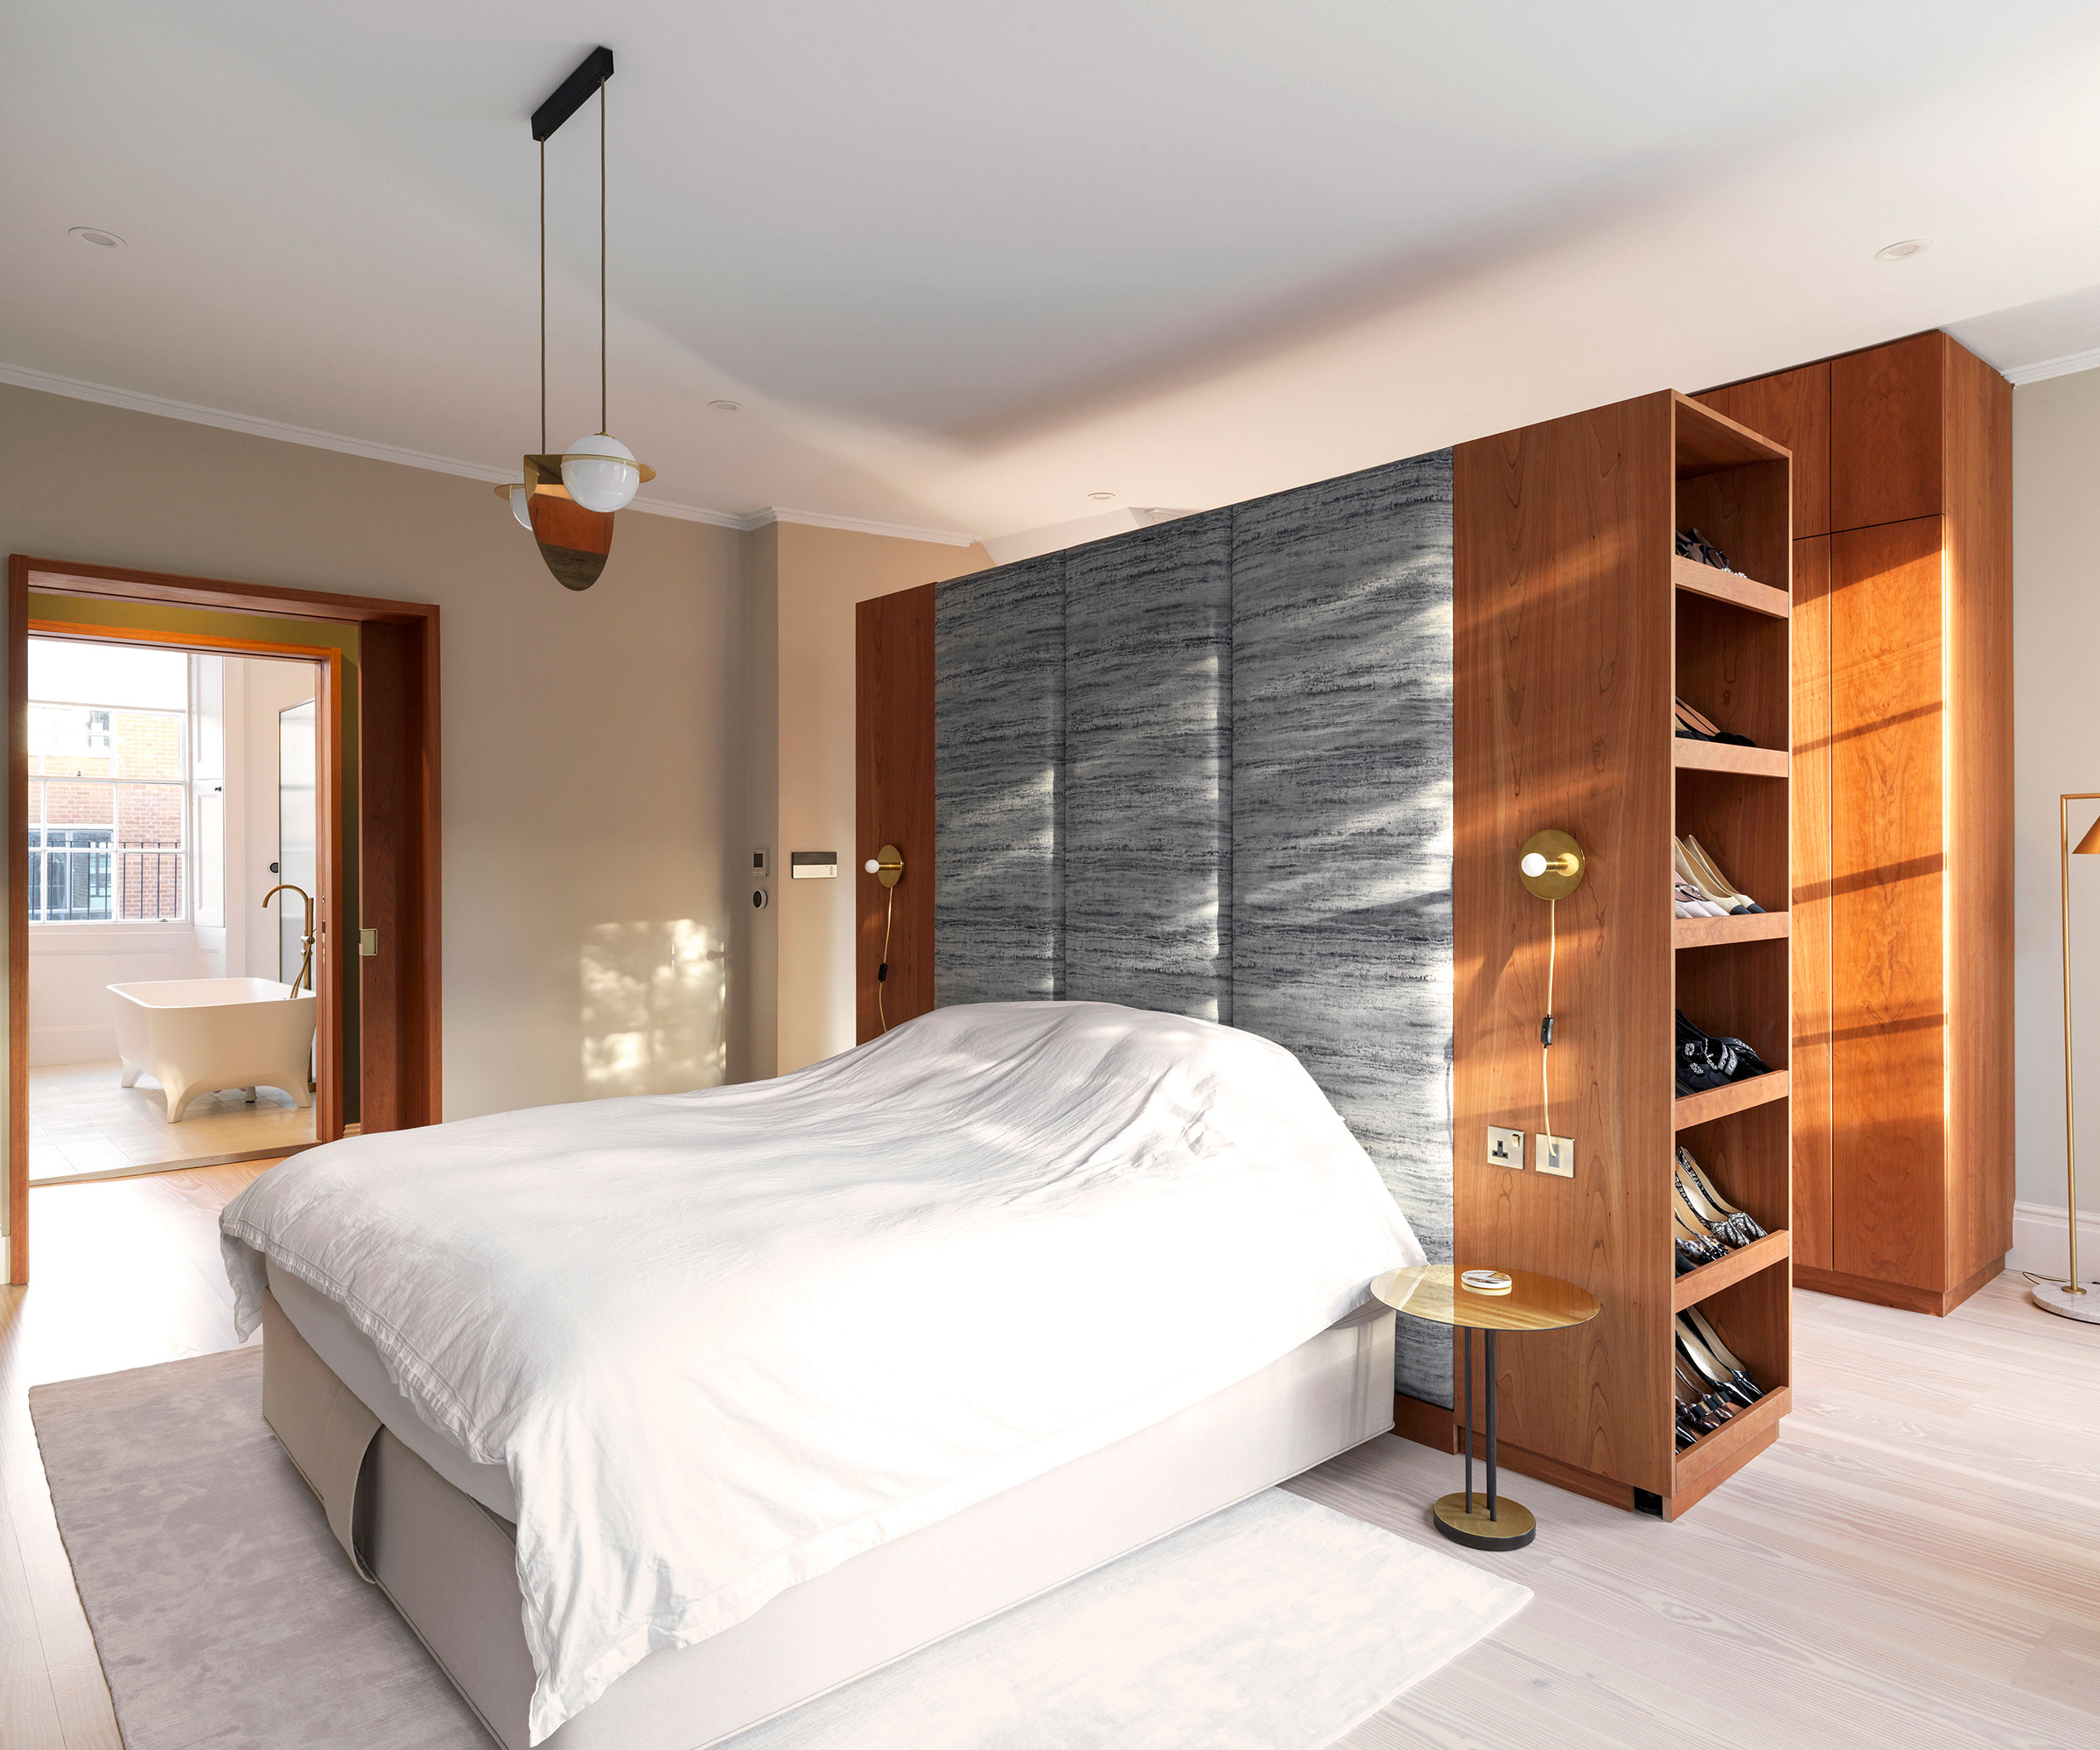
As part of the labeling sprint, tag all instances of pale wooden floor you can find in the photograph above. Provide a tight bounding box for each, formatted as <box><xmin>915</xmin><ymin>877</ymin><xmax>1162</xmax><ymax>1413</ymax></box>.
<box><xmin>2</xmin><ymin>1166</ymin><xmax>2095</xmax><ymax>1749</ymax></box>
<box><xmin>29</xmin><ymin>1060</ymin><xmax>313</xmax><ymax>1183</ymax></box>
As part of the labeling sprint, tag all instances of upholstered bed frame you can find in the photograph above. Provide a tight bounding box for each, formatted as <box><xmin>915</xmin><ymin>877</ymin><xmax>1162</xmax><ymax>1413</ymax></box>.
<box><xmin>261</xmin><ymin>1268</ymin><xmax>1395</xmax><ymax>1749</ymax></box>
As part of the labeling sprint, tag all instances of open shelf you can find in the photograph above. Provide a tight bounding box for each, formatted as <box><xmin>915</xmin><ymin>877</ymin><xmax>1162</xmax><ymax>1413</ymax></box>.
<box><xmin>1675</xmin><ymin>912</ymin><xmax>1789</xmax><ymax>949</ymax></box>
<box><xmin>1673</xmin><ymin>1229</ymin><xmax>1791</xmax><ymax>1311</ymax></box>
<box><xmin>1672</xmin><ymin>554</ymin><xmax>1790</xmax><ymax>619</ymax></box>
<box><xmin>1674</xmin><ymin>1384</ymin><xmax>1792</xmax><ymax>1499</ymax></box>
<box><xmin>1674</xmin><ymin>1070</ymin><xmax>1789</xmax><ymax>1130</ymax></box>
<box><xmin>1675</xmin><ymin>739</ymin><xmax>1788</xmax><ymax>779</ymax></box>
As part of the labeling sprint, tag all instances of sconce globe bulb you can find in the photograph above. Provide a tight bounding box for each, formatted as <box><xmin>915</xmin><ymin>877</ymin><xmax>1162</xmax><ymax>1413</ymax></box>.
<box><xmin>864</xmin><ymin>858</ymin><xmax>880</xmax><ymax>874</ymax></box>
<box><xmin>1520</xmin><ymin>851</ymin><xmax>1549</xmax><ymax>878</ymax></box>
<box><xmin>562</xmin><ymin>432</ymin><xmax>642</xmax><ymax>513</ymax></box>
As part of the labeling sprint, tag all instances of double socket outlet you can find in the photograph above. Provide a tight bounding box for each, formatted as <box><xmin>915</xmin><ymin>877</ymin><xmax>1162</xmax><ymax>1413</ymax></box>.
<box><xmin>1488</xmin><ymin>1126</ymin><xmax>1575</xmax><ymax>1179</ymax></box>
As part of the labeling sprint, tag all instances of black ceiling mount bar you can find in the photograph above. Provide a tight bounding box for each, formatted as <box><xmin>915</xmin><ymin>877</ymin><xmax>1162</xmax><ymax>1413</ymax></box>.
<box><xmin>532</xmin><ymin>46</ymin><xmax>613</xmax><ymax>142</ymax></box>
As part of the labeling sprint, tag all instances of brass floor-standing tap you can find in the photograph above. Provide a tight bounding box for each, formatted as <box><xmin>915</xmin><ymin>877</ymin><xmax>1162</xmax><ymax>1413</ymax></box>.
<box><xmin>262</xmin><ymin>883</ymin><xmax>316</xmax><ymax>998</ymax></box>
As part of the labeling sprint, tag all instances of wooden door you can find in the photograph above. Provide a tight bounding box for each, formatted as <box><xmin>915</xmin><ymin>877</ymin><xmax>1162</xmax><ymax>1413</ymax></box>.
<box><xmin>855</xmin><ymin>585</ymin><xmax>935</xmax><ymax>1042</ymax></box>
<box><xmin>1828</xmin><ymin>517</ymin><xmax>1946</xmax><ymax>1290</ymax></box>
<box><xmin>358</xmin><ymin>620</ymin><xmax>439</xmax><ymax>1130</ymax></box>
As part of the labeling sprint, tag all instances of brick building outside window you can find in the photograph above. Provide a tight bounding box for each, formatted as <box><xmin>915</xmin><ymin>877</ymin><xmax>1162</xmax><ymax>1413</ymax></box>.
<box><xmin>28</xmin><ymin>696</ymin><xmax>187</xmax><ymax>923</ymax></box>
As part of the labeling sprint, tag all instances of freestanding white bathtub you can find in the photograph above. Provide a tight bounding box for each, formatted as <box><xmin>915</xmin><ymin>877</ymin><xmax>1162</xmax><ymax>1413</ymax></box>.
<box><xmin>108</xmin><ymin>977</ymin><xmax>316</xmax><ymax>1124</ymax></box>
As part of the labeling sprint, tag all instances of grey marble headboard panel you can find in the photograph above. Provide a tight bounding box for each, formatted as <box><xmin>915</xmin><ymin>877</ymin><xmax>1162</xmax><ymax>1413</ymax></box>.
<box><xmin>933</xmin><ymin>452</ymin><xmax>1454</xmax><ymax>1405</ymax></box>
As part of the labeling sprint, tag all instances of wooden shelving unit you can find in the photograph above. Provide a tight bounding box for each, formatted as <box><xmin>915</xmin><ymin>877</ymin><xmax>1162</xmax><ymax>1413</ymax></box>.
<box><xmin>1454</xmin><ymin>389</ymin><xmax>1793</xmax><ymax>1522</ymax></box>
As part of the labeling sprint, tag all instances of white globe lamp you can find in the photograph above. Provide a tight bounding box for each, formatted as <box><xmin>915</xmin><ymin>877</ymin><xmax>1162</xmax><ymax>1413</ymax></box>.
<box><xmin>562</xmin><ymin>433</ymin><xmax>645</xmax><ymax>513</ymax></box>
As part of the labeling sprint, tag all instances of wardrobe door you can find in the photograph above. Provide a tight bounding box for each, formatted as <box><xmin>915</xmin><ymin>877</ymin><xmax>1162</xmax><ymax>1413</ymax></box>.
<box><xmin>1830</xmin><ymin>335</ymin><xmax>1944</xmax><ymax>533</ymax></box>
<box><xmin>1829</xmin><ymin>517</ymin><xmax>1947</xmax><ymax>1289</ymax></box>
<box><xmin>1790</xmin><ymin>535</ymin><xmax>1833</xmax><ymax>1270</ymax></box>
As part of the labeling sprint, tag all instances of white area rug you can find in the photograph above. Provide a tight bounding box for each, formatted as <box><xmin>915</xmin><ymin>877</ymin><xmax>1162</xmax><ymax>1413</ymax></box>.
<box><xmin>32</xmin><ymin>1349</ymin><xmax>1528</xmax><ymax>1750</ymax></box>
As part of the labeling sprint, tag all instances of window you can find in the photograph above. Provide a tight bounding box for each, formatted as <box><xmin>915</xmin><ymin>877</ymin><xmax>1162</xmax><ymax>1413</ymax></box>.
<box><xmin>27</xmin><ymin>641</ymin><xmax>190</xmax><ymax>924</ymax></box>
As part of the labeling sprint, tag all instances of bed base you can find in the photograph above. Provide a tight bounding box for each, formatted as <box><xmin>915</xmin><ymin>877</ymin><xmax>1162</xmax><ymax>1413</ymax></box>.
<box><xmin>259</xmin><ymin>1292</ymin><xmax>1395</xmax><ymax>1750</ymax></box>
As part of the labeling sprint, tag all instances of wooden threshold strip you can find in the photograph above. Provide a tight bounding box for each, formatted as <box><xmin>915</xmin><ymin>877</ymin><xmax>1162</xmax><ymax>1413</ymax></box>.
<box><xmin>1671</xmin><ymin>554</ymin><xmax>1790</xmax><ymax>618</ymax></box>
<box><xmin>1674</xmin><ymin>738</ymin><xmax>1790</xmax><ymax>778</ymax></box>
<box><xmin>1673</xmin><ymin>1229</ymin><xmax>1792</xmax><ymax>1312</ymax></box>
<box><xmin>1674</xmin><ymin>911</ymin><xmax>1790</xmax><ymax>949</ymax></box>
<box><xmin>1674</xmin><ymin>1069</ymin><xmax>1790</xmax><ymax>1130</ymax></box>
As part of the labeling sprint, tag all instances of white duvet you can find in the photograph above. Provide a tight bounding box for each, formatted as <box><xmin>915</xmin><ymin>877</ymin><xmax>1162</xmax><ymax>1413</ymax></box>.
<box><xmin>221</xmin><ymin>1000</ymin><xmax>1422</xmax><ymax>1742</ymax></box>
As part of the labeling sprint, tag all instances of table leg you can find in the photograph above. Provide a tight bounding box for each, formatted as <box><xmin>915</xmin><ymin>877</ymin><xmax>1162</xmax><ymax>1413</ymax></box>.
<box><xmin>1463</xmin><ymin>1326</ymin><xmax>1474</xmax><ymax>1514</ymax></box>
<box><xmin>1486</xmin><ymin>1327</ymin><xmax>1499</xmax><ymax>1522</ymax></box>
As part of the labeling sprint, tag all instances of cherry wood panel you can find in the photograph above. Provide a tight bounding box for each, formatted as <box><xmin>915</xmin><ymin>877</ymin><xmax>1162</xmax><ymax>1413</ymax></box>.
<box><xmin>854</xmin><ymin>584</ymin><xmax>935</xmax><ymax>1043</ymax></box>
<box><xmin>1695</xmin><ymin>363</ymin><xmax>1830</xmax><ymax>539</ymax></box>
<box><xmin>1671</xmin><ymin>393</ymin><xmax>1789</xmax><ymax>473</ymax></box>
<box><xmin>1673</xmin><ymin>1229</ymin><xmax>1791</xmax><ymax>1312</ymax></box>
<box><xmin>1671</xmin><ymin>556</ymin><xmax>1790</xmax><ymax>619</ymax></box>
<box><xmin>1794</xmin><ymin>1251</ymin><xmax>2003</xmax><ymax>1317</ymax></box>
<box><xmin>1829</xmin><ymin>516</ymin><xmax>1947</xmax><ymax>1291</ymax></box>
<box><xmin>1673</xmin><ymin>1073</ymin><xmax>1789</xmax><ymax>1130</ymax></box>
<box><xmin>1454</xmin><ymin>391</ymin><xmax>1679</xmax><ymax>1499</ymax></box>
<box><xmin>1790</xmin><ymin>535</ymin><xmax>1835</xmax><ymax>1271</ymax></box>
<box><xmin>1670</xmin><ymin>1386</ymin><xmax>1790</xmax><ymax>1512</ymax></box>
<box><xmin>357</xmin><ymin>618</ymin><xmax>441</xmax><ymax>1132</ymax></box>
<box><xmin>1672</xmin><ymin>739</ymin><xmax>1789</xmax><ymax>779</ymax></box>
<box><xmin>1830</xmin><ymin>332</ymin><xmax>1944</xmax><ymax>531</ymax></box>
<box><xmin>1942</xmin><ymin>343</ymin><xmax>2014</xmax><ymax>1287</ymax></box>
<box><xmin>1674</xmin><ymin>912</ymin><xmax>1789</xmax><ymax>949</ymax></box>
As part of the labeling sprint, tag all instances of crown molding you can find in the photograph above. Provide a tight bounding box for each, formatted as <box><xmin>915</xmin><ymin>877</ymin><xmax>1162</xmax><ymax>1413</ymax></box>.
<box><xmin>2002</xmin><ymin>345</ymin><xmax>2100</xmax><ymax>386</ymax></box>
<box><xmin>748</xmin><ymin>506</ymin><xmax>980</xmax><ymax>547</ymax></box>
<box><xmin>0</xmin><ymin>360</ymin><xmax>993</xmax><ymax>539</ymax></box>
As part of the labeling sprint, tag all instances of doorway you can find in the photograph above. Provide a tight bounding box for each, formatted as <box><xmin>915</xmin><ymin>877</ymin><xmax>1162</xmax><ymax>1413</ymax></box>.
<box><xmin>8</xmin><ymin>556</ymin><xmax>441</xmax><ymax>1284</ymax></box>
<box><xmin>24</xmin><ymin>632</ymin><xmax>332</xmax><ymax>1182</ymax></box>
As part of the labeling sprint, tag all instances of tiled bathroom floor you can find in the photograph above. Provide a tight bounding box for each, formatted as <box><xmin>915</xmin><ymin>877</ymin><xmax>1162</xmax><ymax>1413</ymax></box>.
<box><xmin>28</xmin><ymin>1060</ymin><xmax>318</xmax><ymax>1182</ymax></box>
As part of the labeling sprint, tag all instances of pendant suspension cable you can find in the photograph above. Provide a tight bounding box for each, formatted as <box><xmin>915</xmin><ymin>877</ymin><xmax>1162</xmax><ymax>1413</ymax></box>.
<box><xmin>538</xmin><ymin>136</ymin><xmax>547</xmax><ymax>456</ymax></box>
<box><xmin>598</xmin><ymin>76</ymin><xmax>607</xmax><ymax>436</ymax></box>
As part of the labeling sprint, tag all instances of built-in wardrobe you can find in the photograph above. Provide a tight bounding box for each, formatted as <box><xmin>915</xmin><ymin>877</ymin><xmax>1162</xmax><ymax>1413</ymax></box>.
<box><xmin>1697</xmin><ymin>332</ymin><xmax>2012</xmax><ymax>1316</ymax></box>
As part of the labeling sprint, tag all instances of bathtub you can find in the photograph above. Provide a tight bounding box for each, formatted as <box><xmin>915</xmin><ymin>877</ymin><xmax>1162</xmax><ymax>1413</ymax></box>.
<box><xmin>108</xmin><ymin>977</ymin><xmax>316</xmax><ymax>1124</ymax></box>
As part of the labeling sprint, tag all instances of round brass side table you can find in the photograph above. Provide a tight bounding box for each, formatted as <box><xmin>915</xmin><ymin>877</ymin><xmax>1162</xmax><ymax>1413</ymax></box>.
<box><xmin>1371</xmin><ymin>1264</ymin><xmax>1600</xmax><ymax>1552</ymax></box>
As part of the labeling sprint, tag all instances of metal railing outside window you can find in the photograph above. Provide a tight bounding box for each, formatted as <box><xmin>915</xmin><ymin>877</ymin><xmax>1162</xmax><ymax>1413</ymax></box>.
<box><xmin>26</xmin><ymin>831</ymin><xmax>186</xmax><ymax>923</ymax></box>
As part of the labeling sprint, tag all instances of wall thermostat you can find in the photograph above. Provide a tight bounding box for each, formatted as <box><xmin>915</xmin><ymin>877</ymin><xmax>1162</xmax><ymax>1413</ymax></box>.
<box><xmin>752</xmin><ymin>888</ymin><xmax>769</xmax><ymax>910</ymax></box>
<box><xmin>752</xmin><ymin>847</ymin><xmax>770</xmax><ymax>878</ymax></box>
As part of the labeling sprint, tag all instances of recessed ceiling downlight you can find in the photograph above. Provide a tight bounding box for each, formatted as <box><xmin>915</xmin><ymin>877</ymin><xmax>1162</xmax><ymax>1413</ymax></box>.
<box><xmin>1088</xmin><ymin>491</ymin><xmax>1116</xmax><ymax>501</ymax></box>
<box><xmin>1875</xmin><ymin>239</ymin><xmax>1930</xmax><ymax>262</ymax></box>
<box><xmin>709</xmin><ymin>399</ymin><xmax>743</xmax><ymax>412</ymax></box>
<box><xmin>70</xmin><ymin>227</ymin><xmax>124</xmax><ymax>249</ymax></box>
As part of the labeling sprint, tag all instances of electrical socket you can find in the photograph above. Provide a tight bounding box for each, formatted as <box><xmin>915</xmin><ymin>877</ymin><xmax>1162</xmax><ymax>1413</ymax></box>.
<box><xmin>1536</xmin><ymin>1133</ymin><xmax>1575</xmax><ymax>1178</ymax></box>
<box><xmin>1487</xmin><ymin>1126</ymin><xmax>1524</xmax><ymax>1170</ymax></box>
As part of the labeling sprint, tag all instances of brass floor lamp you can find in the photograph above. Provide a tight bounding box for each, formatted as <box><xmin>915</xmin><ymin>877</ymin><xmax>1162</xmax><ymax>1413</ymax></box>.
<box><xmin>2034</xmin><ymin>793</ymin><xmax>2100</xmax><ymax>1323</ymax></box>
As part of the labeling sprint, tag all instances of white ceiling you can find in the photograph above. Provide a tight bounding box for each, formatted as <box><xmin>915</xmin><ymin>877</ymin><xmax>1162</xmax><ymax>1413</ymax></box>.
<box><xmin>8</xmin><ymin>2</ymin><xmax>2100</xmax><ymax>546</ymax></box>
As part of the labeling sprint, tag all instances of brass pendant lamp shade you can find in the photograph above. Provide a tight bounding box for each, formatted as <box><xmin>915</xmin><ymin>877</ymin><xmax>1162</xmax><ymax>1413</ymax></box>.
<box><xmin>2035</xmin><ymin>793</ymin><xmax>2100</xmax><ymax>1323</ymax></box>
<box><xmin>497</xmin><ymin>46</ymin><xmax>656</xmax><ymax>591</ymax></box>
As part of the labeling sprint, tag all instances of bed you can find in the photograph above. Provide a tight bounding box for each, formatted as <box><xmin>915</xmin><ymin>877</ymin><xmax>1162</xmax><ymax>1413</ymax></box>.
<box><xmin>221</xmin><ymin>1001</ymin><xmax>1422</xmax><ymax>1748</ymax></box>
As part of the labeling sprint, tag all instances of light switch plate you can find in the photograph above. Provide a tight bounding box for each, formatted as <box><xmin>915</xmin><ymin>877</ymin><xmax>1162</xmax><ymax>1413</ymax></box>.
<box><xmin>1487</xmin><ymin>1126</ymin><xmax>1524</xmax><ymax>1170</ymax></box>
<box><xmin>1536</xmin><ymin>1133</ymin><xmax>1574</xmax><ymax>1178</ymax></box>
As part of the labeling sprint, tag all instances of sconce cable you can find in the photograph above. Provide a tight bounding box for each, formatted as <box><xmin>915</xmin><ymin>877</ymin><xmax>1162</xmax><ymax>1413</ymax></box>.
<box><xmin>877</xmin><ymin>883</ymin><xmax>894</xmax><ymax>1033</ymax></box>
<box><xmin>1541</xmin><ymin>898</ymin><xmax>1557</xmax><ymax>1138</ymax></box>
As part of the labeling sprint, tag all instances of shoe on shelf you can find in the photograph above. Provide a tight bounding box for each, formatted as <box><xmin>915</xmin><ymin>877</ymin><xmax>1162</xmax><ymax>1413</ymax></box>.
<box><xmin>1674</xmin><ymin>696</ymin><xmax>1757</xmax><ymax>748</ymax></box>
<box><xmin>1676</xmin><ymin>836</ymin><xmax>1763</xmax><ymax>915</ymax></box>
<box><xmin>1677</xmin><ymin>1145</ymin><xmax>1768</xmax><ymax>1242</ymax></box>
<box><xmin>1675</xmin><ymin>879</ymin><xmax>1728</xmax><ymax>920</ymax></box>
<box><xmin>1677</xmin><ymin>1311</ymin><xmax>1765</xmax><ymax>1406</ymax></box>
<box><xmin>1674</xmin><ymin>528</ymin><xmax>1735</xmax><ymax>572</ymax></box>
<box><xmin>1675</xmin><ymin>1011</ymin><xmax>1774</xmax><ymax>1090</ymax></box>
<box><xmin>1674</xmin><ymin>1174</ymin><xmax>1741</xmax><ymax>1256</ymax></box>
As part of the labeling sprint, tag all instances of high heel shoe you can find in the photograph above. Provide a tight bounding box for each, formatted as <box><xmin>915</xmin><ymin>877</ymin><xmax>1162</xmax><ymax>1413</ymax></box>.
<box><xmin>1677</xmin><ymin>1146</ymin><xmax>1767</xmax><ymax>1242</ymax></box>
<box><xmin>1683</xmin><ymin>1307</ymin><xmax>1764</xmax><ymax>1401</ymax></box>
<box><xmin>1676</xmin><ymin>1012</ymin><xmax>1732</xmax><ymax>1096</ymax></box>
<box><xmin>1676</xmin><ymin>1312</ymin><xmax>1763</xmax><ymax>1405</ymax></box>
<box><xmin>1674</xmin><ymin>1177</ymin><xmax>1738</xmax><ymax>1256</ymax></box>
<box><xmin>1675</xmin><ymin>878</ymin><xmax>1728</xmax><ymax>920</ymax></box>
<box><xmin>1684</xmin><ymin>836</ymin><xmax>1764</xmax><ymax>914</ymax></box>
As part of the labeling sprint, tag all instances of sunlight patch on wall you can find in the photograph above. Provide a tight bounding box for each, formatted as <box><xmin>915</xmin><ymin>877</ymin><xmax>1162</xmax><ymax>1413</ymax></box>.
<box><xmin>581</xmin><ymin>920</ymin><xmax>727</xmax><ymax>1097</ymax></box>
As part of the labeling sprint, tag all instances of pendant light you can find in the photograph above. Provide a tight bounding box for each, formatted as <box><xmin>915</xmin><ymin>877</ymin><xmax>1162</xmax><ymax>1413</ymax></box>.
<box><xmin>494</xmin><ymin>46</ymin><xmax>655</xmax><ymax>592</ymax></box>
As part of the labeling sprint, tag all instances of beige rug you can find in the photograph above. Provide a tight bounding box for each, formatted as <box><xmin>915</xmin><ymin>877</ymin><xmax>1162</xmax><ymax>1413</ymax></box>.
<box><xmin>32</xmin><ymin>1349</ymin><xmax>1529</xmax><ymax>1750</ymax></box>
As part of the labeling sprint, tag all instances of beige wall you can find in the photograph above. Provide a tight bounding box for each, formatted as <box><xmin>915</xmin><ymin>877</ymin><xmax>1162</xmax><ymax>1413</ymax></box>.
<box><xmin>752</xmin><ymin>522</ymin><xmax>988</xmax><ymax>1076</ymax></box>
<box><xmin>2013</xmin><ymin>367</ymin><xmax>2100</xmax><ymax>1263</ymax></box>
<box><xmin>0</xmin><ymin>382</ymin><xmax>750</xmax><ymax>1253</ymax></box>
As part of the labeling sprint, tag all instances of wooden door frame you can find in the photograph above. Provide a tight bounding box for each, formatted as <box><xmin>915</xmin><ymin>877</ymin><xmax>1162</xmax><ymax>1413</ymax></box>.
<box><xmin>8</xmin><ymin>556</ymin><xmax>441</xmax><ymax>1284</ymax></box>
